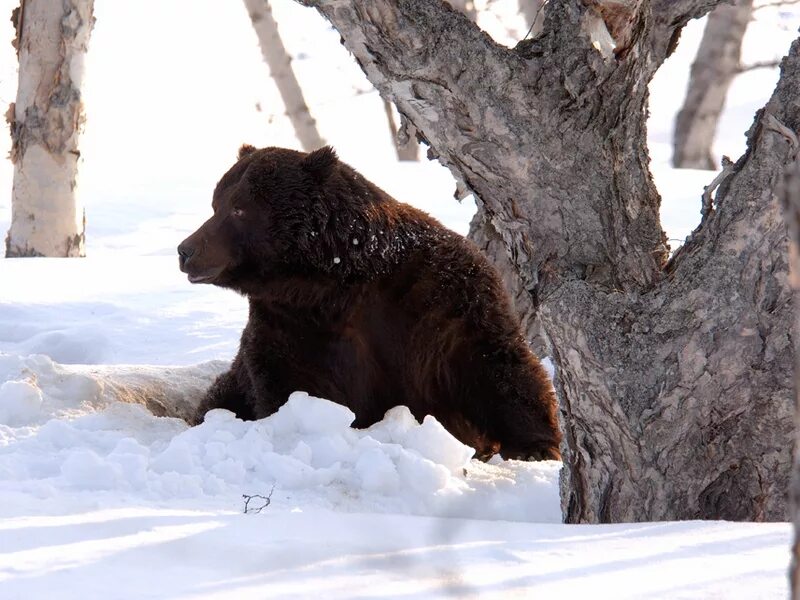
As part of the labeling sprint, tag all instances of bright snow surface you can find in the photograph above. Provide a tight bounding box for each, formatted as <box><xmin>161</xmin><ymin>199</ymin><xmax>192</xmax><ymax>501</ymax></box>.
<box><xmin>0</xmin><ymin>1</ymin><xmax>798</xmax><ymax>598</ymax></box>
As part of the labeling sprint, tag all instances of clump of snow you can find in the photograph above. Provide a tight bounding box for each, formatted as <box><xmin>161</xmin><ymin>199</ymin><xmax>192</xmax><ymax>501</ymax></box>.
<box><xmin>0</xmin><ymin>380</ymin><xmax>43</xmax><ymax>426</ymax></box>
<box><xmin>541</xmin><ymin>356</ymin><xmax>556</xmax><ymax>380</ymax></box>
<box><xmin>0</xmin><ymin>356</ymin><xmax>562</xmax><ymax>522</ymax></box>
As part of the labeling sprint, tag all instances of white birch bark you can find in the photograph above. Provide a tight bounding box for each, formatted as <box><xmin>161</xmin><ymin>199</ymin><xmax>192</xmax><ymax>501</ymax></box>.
<box><xmin>243</xmin><ymin>0</ymin><xmax>325</xmax><ymax>152</ymax></box>
<box><xmin>5</xmin><ymin>0</ymin><xmax>95</xmax><ymax>258</ymax></box>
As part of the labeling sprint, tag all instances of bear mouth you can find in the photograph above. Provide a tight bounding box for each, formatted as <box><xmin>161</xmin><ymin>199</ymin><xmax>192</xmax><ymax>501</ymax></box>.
<box><xmin>187</xmin><ymin>273</ymin><xmax>219</xmax><ymax>284</ymax></box>
<box><xmin>186</xmin><ymin>266</ymin><xmax>226</xmax><ymax>284</ymax></box>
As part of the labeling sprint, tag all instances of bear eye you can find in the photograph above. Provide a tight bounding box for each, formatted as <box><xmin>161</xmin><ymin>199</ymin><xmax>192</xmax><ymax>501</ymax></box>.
<box><xmin>231</xmin><ymin>207</ymin><xmax>245</xmax><ymax>218</ymax></box>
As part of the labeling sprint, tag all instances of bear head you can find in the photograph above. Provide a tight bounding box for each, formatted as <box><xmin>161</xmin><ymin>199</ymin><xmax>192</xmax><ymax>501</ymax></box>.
<box><xmin>177</xmin><ymin>144</ymin><xmax>404</xmax><ymax>293</ymax></box>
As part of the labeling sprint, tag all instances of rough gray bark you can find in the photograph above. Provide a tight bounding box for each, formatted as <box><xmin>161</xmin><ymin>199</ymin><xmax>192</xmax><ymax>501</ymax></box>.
<box><xmin>5</xmin><ymin>0</ymin><xmax>95</xmax><ymax>257</ymax></box>
<box><xmin>673</xmin><ymin>0</ymin><xmax>754</xmax><ymax>169</ymax></box>
<box><xmin>781</xmin><ymin>119</ymin><xmax>800</xmax><ymax>599</ymax></box>
<box><xmin>296</xmin><ymin>0</ymin><xmax>796</xmax><ymax>522</ymax></box>
<box><xmin>244</xmin><ymin>0</ymin><xmax>325</xmax><ymax>151</ymax></box>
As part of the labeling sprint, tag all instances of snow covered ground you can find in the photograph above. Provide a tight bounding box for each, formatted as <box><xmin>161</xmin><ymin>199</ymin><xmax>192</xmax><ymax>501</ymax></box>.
<box><xmin>0</xmin><ymin>1</ymin><xmax>798</xmax><ymax>598</ymax></box>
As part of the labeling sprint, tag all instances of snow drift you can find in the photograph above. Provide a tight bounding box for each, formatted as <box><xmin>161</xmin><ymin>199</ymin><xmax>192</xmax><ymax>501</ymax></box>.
<box><xmin>0</xmin><ymin>352</ymin><xmax>561</xmax><ymax>522</ymax></box>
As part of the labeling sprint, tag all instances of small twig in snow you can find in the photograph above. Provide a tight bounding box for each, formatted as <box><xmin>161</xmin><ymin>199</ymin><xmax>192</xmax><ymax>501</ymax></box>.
<box><xmin>701</xmin><ymin>156</ymin><xmax>736</xmax><ymax>220</ymax></box>
<box><xmin>243</xmin><ymin>484</ymin><xmax>275</xmax><ymax>514</ymax></box>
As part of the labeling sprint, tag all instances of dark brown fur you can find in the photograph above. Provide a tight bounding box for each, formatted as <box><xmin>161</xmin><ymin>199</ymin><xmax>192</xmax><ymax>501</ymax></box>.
<box><xmin>178</xmin><ymin>145</ymin><xmax>561</xmax><ymax>460</ymax></box>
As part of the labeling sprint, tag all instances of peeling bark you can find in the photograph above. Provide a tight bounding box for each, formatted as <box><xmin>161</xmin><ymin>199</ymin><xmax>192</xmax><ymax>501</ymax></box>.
<box><xmin>6</xmin><ymin>0</ymin><xmax>95</xmax><ymax>258</ymax></box>
<box><xmin>243</xmin><ymin>0</ymin><xmax>325</xmax><ymax>152</ymax></box>
<box><xmin>296</xmin><ymin>0</ymin><xmax>795</xmax><ymax>522</ymax></box>
<box><xmin>673</xmin><ymin>0</ymin><xmax>754</xmax><ymax>170</ymax></box>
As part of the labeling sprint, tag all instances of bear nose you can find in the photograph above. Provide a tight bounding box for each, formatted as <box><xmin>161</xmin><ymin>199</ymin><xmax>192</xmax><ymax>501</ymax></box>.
<box><xmin>177</xmin><ymin>243</ymin><xmax>195</xmax><ymax>267</ymax></box>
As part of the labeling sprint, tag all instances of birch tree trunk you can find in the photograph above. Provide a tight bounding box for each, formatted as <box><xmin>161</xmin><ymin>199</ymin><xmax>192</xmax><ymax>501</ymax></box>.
<box><xmin>673</xmin><ymin>0</ymin><xmax>754</xmax><ymax>169</ymax></box>
<box><xmin>5</xmin><ymin>0</ymin><xmax>94</xmax><ymax>258</ymax></box>
<box><xmin>296</xmin><ymin>0</ymin><xmax>797</xmax><ymax>523</ymax></box>
<box><xmin>243</xmin><ymin>0</ymin><xmax>325</xmax><ymax>152</ymax></box>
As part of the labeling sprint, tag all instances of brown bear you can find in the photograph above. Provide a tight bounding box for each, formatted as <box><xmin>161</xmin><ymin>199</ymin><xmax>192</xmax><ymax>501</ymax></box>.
<box><xmin>178</xmin><ymin>145</ymin><xmax>561</xmax><ymax>461</ymax></box>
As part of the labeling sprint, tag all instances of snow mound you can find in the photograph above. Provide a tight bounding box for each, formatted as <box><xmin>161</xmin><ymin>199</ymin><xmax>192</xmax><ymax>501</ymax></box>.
<box><xmin>0</xmin><ymin>354</ymin><xmax>561</xmax><ymax>522</ymax></box>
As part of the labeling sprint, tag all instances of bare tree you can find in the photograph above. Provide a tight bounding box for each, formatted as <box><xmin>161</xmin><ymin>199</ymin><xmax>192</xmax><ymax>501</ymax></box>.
<box><xmin>5</xmin><ymin>0</ymin><xmax>95</xmax><ymax>258</ymax></box>
<box><xmin>243</xmin><ymin>0</ymin><xmax>325</xmax><ymax>151</ymax></box>
<box><xmin>673</xmin><ymin>0</ymin><xmax>754</xmax><ymax>169</ymax></box>
<box><xmin>295</xmin><ymin>0</ymin><xmax>797</xmax><ymax>523</ymax></box>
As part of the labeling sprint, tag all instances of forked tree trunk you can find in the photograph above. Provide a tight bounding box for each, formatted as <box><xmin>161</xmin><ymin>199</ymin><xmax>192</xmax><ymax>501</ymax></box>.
<box><xmin>5</xmin><ymin>0</ymin><xmax>94</xmax><ymax>258</ymax></box>
<box><xmin>297</xmin><ymin>0</ymin><xmax>797</xmax><ymax>523</ymax></box>
<box><xmin>673</xmin><ymin>0</ymin><xmax>754</xmax><ymax>169</ymax></box>
<box><xmin>243</xmin><ymin>0</ymin><xmax>325</xmax><ymax>151</ymax></box>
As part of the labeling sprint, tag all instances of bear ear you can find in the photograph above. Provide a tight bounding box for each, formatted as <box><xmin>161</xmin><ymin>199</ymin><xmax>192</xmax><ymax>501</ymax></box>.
<box><xmin>238</xmin><ymin>144</ymin><xmax>258</xmax><ymax>160</ymax></box>
<box><xmin>302</xmin><ymin>146</ymin><xmax>338</xmax><ymax>180</ymax></box>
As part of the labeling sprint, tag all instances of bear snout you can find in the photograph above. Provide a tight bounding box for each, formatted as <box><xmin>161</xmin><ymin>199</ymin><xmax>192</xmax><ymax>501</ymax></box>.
<box><xmin>177</xmin><ymin>236</ymin><xmax>228</xmax><ymax>284</ymax></box>
<box><xmin>177</xmin><ymin>243</ymin><xmax>195</xmax><ymax>270</ymax></box>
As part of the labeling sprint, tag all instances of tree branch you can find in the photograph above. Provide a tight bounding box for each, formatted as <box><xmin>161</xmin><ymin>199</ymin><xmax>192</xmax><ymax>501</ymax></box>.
<box><xmin>755</xmin><ymin>0</ymin><xmax>800</xmax><ymax>11</ymax></box>
<box><xmin>652</xmin><ymin>0</ymin><xmax>731</xmax><ymax>27</ymax></box>
<box><xmin>651</xmin><ymin>0</ymin><xmax>731</xmax><ymax>60</ymax></box>
<box><xmin>738</xmin><ymin>59</ymin><xmax>782</xmax><ymax>72</ymax></box>
<box><xmin>701</xmin><ymin>155</ymin><xmax>736</xmax><ymax>219</ymax></box>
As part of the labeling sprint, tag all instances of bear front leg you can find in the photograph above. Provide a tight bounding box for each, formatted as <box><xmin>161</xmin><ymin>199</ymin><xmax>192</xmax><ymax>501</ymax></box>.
<box><xmin>190</xmin><ymin>356</ymin><xmax>256</xmax><ymax>425</ymax></box>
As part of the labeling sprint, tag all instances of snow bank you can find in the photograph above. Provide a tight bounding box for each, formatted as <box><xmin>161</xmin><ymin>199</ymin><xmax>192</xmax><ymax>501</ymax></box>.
<box><xmin>0</xmin><ymin>353</ymin><xmax>562</xmax><ymax>522</ymax></box>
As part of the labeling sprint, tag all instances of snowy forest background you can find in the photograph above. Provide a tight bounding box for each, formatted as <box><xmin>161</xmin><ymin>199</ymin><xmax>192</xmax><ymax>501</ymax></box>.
<box><xmin>1</xmin><ymin>1</ymin><xmax>800</xmax><ymax>598</ymax></box>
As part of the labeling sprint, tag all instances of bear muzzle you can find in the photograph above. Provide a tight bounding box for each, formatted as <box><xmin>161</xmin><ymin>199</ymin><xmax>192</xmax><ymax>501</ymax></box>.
<box><xmin>177</xmin><ymin>241</ymin><xmax>225</xmax><ymax>284</ymax></box>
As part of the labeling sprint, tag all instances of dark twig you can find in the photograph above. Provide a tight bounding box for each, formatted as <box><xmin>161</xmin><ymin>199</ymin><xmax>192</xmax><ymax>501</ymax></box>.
<box><xmin>243</xmin><ymin>484</ymin><xmax>276</xmax><ymax>514</ymax></box>
<box><xmin>523</xmin><ymin>0</ymin><xmax>549</xmax><ymax>40</ymax></box>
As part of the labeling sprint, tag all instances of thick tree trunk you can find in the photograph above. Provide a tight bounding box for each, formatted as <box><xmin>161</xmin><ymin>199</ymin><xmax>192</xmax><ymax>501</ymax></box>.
<box><xmin>673</xmin><ymin>0</ymin><xmax>754</xmax><ymax>170</ymax></box>
<box><xmin>782</xmin><ymin>128</ymin><xmax>800</xmax><ymax>598</ymax></box>
<box><xmin>5</xmin><ymin>0</ymin><xmax>94</xmax><ymax>258</ymax></box>
<box><xmin>243</xmin><ymin>0</ymin><xmax>325</xmax><ymax>152</ymax></box>
<box><xmin>383</xmin><ymin>99</ymin><xmax>419</xmax><ymax>161</ymax></box>
<box><xmin>297</xmin><ymin>0</ymin><xmax>796</xmax><ymax>522</ymax></box>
